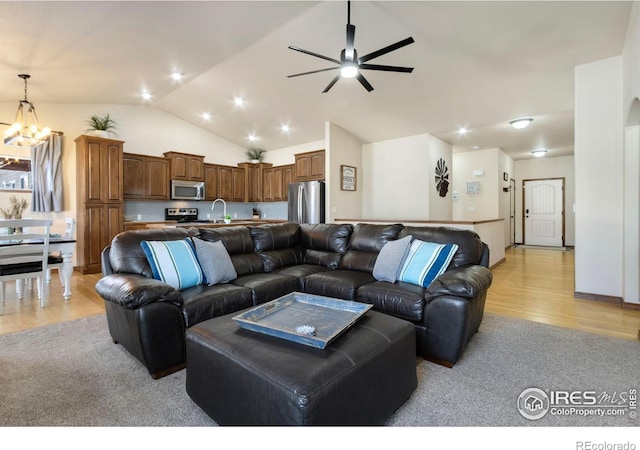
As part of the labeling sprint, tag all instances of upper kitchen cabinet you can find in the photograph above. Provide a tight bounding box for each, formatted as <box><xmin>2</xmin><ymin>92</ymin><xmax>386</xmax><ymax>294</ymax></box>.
<box><xmin>164</xmin><ymin>151</ymin><xmax>204</xmax><ymax>181</ymax></box>
<box><xmin>123</xmin><ymin>153</ymin><xmax>169</xmax><ymax>200</ymax></box>
<box><xmin>295</xmin><ymin>150</ymin><xmax>325</xmax><ymax>182</ymax></box>
<box><xmin>238</xmin><ymin>162</ymin><xmax>273</xmax><ymax>202</ymax></box>
<box><xmin>76</xmin><ymin>135</ymin><xmax>124</xmax><ymax>204</ymax></box>
<box><xmin>214</xmin><ymin>165</ymin><xmax>245</xmax><ymax>202</ymax></box>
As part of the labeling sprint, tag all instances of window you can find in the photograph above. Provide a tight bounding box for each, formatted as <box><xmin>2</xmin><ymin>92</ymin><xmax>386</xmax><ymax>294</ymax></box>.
<box><xmin>0</xmin><ymin>156</ymin><xmax>32</xmax><ymax>190</ymax></box>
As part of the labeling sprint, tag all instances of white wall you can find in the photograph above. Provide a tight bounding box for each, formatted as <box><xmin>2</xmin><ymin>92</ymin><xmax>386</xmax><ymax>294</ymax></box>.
<box><xmin>0</xmin><ymin>102</ymin><xmax>247</xmax><ymax>236</ymax></box>
<box><xmin>574</xmin><ymin>56</ymin><xmax>624</xmax><ymax>298</ymax></box>
<box><xmin>498</xmin><ymin>149</ymin><xmax>514</xmax><ymax>247</ymax></box>
<box><xmin>263</xmin><ymin>139</ymin><xmax>324</xmax><ymax>166</ymax></box>
<box><xmin>452</xmin><ymin>148</ymin><xmax>501</xmax><ymax>222</ymax></box>
<box><xmin>362</xmin><ymin>133</ymin><xmax>452</xmax><ymax>220</ymax></box>
<box><xmin>325</xmin><ymin>122</ymin><xmax>363</xmax><ymax>222</ymax></box>
<box><xmin>514</xmin><ymin>155</ymin><xmax>575</xmax><ymax>246</ymax></box>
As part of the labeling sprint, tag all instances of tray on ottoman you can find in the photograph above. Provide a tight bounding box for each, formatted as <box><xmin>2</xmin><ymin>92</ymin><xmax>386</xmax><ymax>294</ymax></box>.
<box><xmin>232</xmin><ymin>292</ymin><xmax>372</xmax><ymax>349</ymax></box>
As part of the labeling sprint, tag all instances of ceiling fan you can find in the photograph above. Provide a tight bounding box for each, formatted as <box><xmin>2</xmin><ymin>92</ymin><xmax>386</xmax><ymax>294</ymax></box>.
<box><xmin>287</xmin><ymin>1</ymin><xmax>415</xmax><ymax>93</ymax></box>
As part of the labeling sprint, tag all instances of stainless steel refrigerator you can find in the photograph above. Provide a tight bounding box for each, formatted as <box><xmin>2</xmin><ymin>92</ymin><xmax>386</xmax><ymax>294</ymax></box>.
<box><xmin>287</xmin><ymin>180</ymin><xmax>325</xmax><ymax>224</ymax></box>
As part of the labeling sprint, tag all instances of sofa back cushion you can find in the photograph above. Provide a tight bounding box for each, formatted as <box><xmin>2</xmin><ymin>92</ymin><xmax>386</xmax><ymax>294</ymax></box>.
<box><xmin>300</xmin><ymin>223</ymin><xmax>353</xmax><ymax>269</ymax></box>
<box><xmin>249</xmin><ymin>223</ymin><xmax>304</xmax><ymax>272</ymax></box>
<box><xmin>198</xmin><ymin>227</ymin><xmax>264</xmax><ymax>276</ymax></box>
<box><xmin>398</xmin><ymin>226</ymin><xmax>483</xmax><ymax>268</ymax></box>
<box><xmin>340</xmin><ymin>223</ymin><xmax>403</xmax><ymax>273</ymax></box>
<box><xmin>109</xmin><ymin>228</ymin><xmax>195</xmax><ymax>277</ymax></box>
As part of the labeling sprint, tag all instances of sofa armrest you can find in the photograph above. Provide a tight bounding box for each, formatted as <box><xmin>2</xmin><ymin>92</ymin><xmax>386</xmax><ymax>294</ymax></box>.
<box><xmin>95</xmin><ymin>274</ymin><xmax>183</xmax><ymax>309</ymax></box>
<box><xmin>425</xmin><ymin>265</ymin><xmax>492</xmax><ymax>302</ymax></box>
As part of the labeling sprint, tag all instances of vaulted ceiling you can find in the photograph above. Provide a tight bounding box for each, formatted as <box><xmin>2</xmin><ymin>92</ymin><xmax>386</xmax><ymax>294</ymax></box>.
<box><xmin>0</xmin><ymin>1</ymin><xmax>632</xmax><ymax>159</ymax></box>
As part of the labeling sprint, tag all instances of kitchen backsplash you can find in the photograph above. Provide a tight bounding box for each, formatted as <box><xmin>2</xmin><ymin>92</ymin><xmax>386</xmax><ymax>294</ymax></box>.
<box><xmin>124</xmin><ymin>200</ymin><xmax>288</xmax><ymax>222</ymax></box>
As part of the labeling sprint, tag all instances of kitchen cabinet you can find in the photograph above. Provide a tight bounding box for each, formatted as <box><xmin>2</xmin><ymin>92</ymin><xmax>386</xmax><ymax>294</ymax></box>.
<box><xmin>262</xmin><ymin>167</ymin><xmax>274</xmax><ymax>202</ymax></box>
<box><xmin>123</xmin><ymin>153</ymin><xmax>169</xmax><ymax>200</ymax></box>
<box><xmin>75</xmin><ymin>135</ymin><xmax>124</xmax><ymax>274</ymax></box>
<box><xmin>295</xmin><ymin>150</ymin><xmax>325</xmax><ymax>181</ymax></box>
<box><xmin>204</xmin><ymin>163</ymin><xmax>220</xmax><ymax>200</ymax></box>
<box><xmin>282</xmin><ymin>164</ymin><xmax>294</xmax><ymax>201</ymax></box>
<box><xmin>238</xmin><ymin>162</ymin><xmax>272</xmax><ymax>202</ymax></box>
<box><xmin>215</xmin><ymin>165</ymin><xmax>245</xmax><ymax>202</ymax></box>
<box><xmin>164</xmin><ymin>151</ymin><xmax>204</xmax><ymax>181</ymax></box>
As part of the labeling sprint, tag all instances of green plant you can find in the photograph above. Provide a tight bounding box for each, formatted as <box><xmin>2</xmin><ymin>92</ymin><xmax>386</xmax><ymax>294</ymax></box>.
<box><xmin>245</xmin><ymin>148</ymin><xmax>265</xmax><ymax>162</ymax></box>
<box><xmin>85</xmin><ymin>113</ymin><xmax>117</xmax><ymax>133</ymax></box>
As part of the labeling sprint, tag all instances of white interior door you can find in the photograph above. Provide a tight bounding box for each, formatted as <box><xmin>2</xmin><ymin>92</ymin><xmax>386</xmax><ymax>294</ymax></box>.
<box><xmin>524</xmin><ymin>178</ymin><xmax>564</xmax><ymax>247</ymax></box>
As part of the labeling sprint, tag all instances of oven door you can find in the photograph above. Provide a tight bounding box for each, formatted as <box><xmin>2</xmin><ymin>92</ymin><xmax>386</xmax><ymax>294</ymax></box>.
<box><xmin>171</xmin><ymin>180</ymin><xmax>205</xmax><ymax>200</ymax></box>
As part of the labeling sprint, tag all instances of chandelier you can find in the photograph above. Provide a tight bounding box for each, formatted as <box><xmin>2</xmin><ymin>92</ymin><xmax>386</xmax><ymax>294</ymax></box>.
<box><xmin>3</xmin><ymin>74</ymin><xmax>51</xmax><ymax>147</ymax></box>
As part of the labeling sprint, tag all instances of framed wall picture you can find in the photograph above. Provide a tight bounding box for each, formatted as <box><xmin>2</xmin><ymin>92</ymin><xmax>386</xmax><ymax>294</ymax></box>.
<box><xmin>341</xmin><ymin>165</ymin><xmax>357</xmax><ymax>191</ymax></box>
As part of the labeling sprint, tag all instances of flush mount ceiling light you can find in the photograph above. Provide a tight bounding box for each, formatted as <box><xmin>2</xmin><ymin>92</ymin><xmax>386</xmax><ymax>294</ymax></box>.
<box><xmin>2</xmin><ymin>74</ymin><xmax>51</xmax><ymax>147</ymax></box>
<box><xmin>510</xmin><ymin>118</ymin><xmax>533</xmax><ymax>129</ymax></box>
<box><xmin>531</xmin><ymin>149</ymin><xmax>547</xmax><ymax>157</ymax></box>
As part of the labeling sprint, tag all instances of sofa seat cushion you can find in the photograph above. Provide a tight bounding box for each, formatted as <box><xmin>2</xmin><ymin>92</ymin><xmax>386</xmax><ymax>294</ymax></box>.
<box><xmin>357</xmin><ymin>281</ymin><xmax>425</xmax><ymax>322</ymax></box>
<box><xmin>180</xmin><ymin>284</ymin><xmax>253</xmax><ymax>328</ymax></box>
<box><xmin>270</xmin><ymin>264</ymin><xmax>330</xmax><ymax>288</ymax></box>
<box><xmin>232</xmin><ymin>273</ymin><xmax>300</xmax><ymax>305</ymax></box>
<box><xmin>303</xmin><ymin>270</ymin><xmax>375</xmax><ymax>301</ymax></box>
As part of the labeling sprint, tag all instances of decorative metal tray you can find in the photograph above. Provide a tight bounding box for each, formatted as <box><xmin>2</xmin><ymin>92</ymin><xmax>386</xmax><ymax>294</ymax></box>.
<box><xmin>232</xmin><ymin>292</ymin><xmax>372</xmax><ymax>349</ymax></box>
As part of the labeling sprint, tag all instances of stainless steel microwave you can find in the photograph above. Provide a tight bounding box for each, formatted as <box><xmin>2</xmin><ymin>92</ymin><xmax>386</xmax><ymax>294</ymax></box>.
<box><xmin>171</xmin><ymin>180</ymin><xmax>205</xmax><ymax>200</ymax></box>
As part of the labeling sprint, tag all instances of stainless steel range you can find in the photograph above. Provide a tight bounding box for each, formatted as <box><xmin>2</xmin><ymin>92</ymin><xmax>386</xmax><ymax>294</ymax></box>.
<box><xmin>165</xmin><ymin>208</ymin><xmax>205</xmax><ymax>223</ymax></box>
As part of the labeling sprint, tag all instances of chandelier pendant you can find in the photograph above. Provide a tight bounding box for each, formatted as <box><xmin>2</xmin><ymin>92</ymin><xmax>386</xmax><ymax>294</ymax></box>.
<box><xmin>3</xmin><ymin>74</ymin><xmax>51</xmax><ymax>147</ymax></box>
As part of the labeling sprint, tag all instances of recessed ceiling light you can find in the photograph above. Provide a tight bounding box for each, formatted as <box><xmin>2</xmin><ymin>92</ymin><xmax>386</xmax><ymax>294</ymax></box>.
<box><xmin>281</xmin><ymin>124</ymin><xmax>290</xmax><ymax>133</ymax></box>
<box><xmin>140</xmin><ymin>90</ymin><xmax>152</xmax><ymax>101</ymax></box>
<box><xmin>248</xmin><ymin>134</ymin><xmax>257</xmax><ymax>142</ymax></box>
<box><xmin>201</xmin><ymin>112</ymin><xmax>211</xmax><ymax>121</ymax></box>
<box><xmin>473</xmin><ymin>146</ymin><xmax>480</xmax><ymax>150</ymax></box>
<box><xmin>458</xmin><ymin>128</ymin><xmax>469</xmax><ymax>135</ymax></box>
<box><xmin>531</xmin><ymin>149</ymin><xmax>547</xmax><ymax>157</ymax></box>
<box><xmin>234</xmin><ymin>97</ymin><xmax>245</xmax><ymax>107</ymax></box>
<box><xmin>171</xmin><ymin>71</ymin><xmax>184</xmax><ymax>81</ymax></box>
<box><xmin>510</xmin><ymin>118</ymin><xmax>533</xmax><ymax>129</ymax></box>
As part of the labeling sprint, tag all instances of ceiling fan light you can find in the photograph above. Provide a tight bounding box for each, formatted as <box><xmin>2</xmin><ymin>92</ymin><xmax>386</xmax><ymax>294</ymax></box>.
<box><xmin>340</xmin><ymin>64</ymin><xmax>358</xmax><ymax>78</ymax></box>
<box><xmin>510</xmin><ymin>118</ymin><xmax>533</xmax><ymax>129</ymax></box>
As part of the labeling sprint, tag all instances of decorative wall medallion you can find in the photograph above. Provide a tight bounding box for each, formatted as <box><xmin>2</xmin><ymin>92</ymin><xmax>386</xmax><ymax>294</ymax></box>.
<box><xmin>435</xmin><ymin>158</ymin><xmax>449</xmax><ymax>197</ymax></box>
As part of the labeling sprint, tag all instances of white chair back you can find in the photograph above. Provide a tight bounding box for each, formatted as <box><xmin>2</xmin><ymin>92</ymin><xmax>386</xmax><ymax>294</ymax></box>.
<box><xmin>0</xmin><ymin>219</ymin><xmax>52</xmax><ymax>307</ymax></box>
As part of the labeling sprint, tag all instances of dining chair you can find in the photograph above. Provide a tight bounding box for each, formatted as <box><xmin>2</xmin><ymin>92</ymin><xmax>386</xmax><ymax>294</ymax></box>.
<box><xmin>0</xmin><ymin>219</ymin><xmax>52</xmax><ymax>308</ymax></box>
<box><xmin>45</xmin><ymin>217</ymin><xmax>75</xmax><ymax>286</ymax></box>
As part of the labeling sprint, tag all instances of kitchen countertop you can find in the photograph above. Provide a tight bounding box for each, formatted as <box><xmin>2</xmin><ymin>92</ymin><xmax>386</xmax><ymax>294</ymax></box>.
<box><xmin>136</xmin><ymin>219</ymin><xmax>287</xmax><ymax>229</ymax></box>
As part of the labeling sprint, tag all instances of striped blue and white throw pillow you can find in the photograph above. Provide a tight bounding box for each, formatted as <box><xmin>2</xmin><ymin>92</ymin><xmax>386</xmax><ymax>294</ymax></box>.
<box><xmin>398</xmin><ymin>239</ymin><xmax>458</xmax><ymax>288</ymax></box>
<box><xmin>140</xmin><ymin>238</ymin><xmax>204</xmax><ymax>290</ymax></box>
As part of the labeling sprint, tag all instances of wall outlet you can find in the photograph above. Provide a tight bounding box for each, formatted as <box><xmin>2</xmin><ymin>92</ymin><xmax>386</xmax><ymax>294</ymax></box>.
<box><xmin>136</xmin><ymin>214</ymin><xmax>142</xmax><ymax>221</ymax></box>
<box><xmin>233</xmin><ymin>213</ymin><xmax>237</xmax><ymax>218</ymax></box>
<box><xmin>206</xmin><ymin>213</ymin><xmax>211</xmax><ymax>219</ymax></box>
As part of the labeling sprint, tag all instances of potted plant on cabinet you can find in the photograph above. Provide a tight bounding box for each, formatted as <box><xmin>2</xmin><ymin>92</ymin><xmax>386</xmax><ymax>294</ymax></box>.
<box><xmin>85</xmin><ymin>113</ymin><xmax>117</xmax><ymax>138</ymax></box>
<box><xmin>245</xmin><ymin>148</ymin><xmax>265</xmax><ymax>163</ymax></box>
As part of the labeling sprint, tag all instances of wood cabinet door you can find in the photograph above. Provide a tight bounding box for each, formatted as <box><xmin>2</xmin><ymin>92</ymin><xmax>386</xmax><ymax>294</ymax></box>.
<box><xmin>295</xmin><ymin>154</ymin><xmax>310</xmax><ymax>181</ymax></box>
<box><xmin>188</xmin><ymin>156</ymin><xmax>204</xmax><ymax>181</ymax></box>
<box><xmin>310</xmin><ymin>152</ymin><xmax>325</xmax><ymax>179</ymax></box>
<box><xmin>146</xmin><ymin>157</ymin><xmax>169</xmax><ymax>199</ymax></box>
<box><xmin>123</xmin><ymin>153</ymin><xmax>145</xmax><ymax>199</ymax></box>
<box><xmin>282</xmin><ymin>165</ymin><xmax>294</xmax><ymax>201</ymax></box>
<box><xmin>204</xmin><ymin>164</ymin><xmax>219</xmax><ymax>200</ymax></box>
<box><xmin>85</xmin><ymin>140</ymin><xmax>105</xmax><ymax>202</ymax></box>
<box><xmin>169</xmin><ymin>153</ymin><xmax>188</xmax><ymax>180</ymax></box>
<box><xmin>262</xmin><ymin>168</ymin><xmax>274</xmax><ymax>202</ymax></box>
<box><xmin>218</xmin><ymin>166</ymin><xmax>233</xmax><ymax>200</ymax></box>
<box><xmin>231</xmin><ymin>168</ymin><xmax>245</xmax><ymax>202</ymax></box>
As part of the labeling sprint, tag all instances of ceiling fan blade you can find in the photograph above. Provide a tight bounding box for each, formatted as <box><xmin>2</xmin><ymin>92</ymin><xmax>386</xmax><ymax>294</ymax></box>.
<box><xmin>288</xmin><ymin>46</ymin><xmax>341</xmax><ymax>65</ymax></box>
<box><xmin>322</xmin><ymin>74</ymin><xmax>341</xmax><ymax>93</ymax></box>
<box><xmin>356</xmin><ymin>73</ymin><xmax>374</xmax><ymax>92</ymax></box>
<box><xmin>346</xmin><ymin>24</ymin><xmax>355</xmax><ymax>57</ymax></box>
<box><xmin>359</xmin><ymin>63</ymin><xmax>414</xmax><ymax>73</ymax></box>
<box><xmin>287</xmin><ymin>67</ymin><xmax>339</xmax><ymax>78</ymax></box>
<box><xmin>358</xmin><ymin>37</ymin><xmax>415</xmax><ymax>64</ymax></box>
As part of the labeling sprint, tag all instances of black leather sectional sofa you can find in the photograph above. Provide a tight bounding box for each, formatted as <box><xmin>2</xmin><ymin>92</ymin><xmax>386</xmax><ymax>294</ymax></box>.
<box><xmin>95</xmin><ymin>222</ymin><xmax>493</xmax><ymax>379</ymax></box>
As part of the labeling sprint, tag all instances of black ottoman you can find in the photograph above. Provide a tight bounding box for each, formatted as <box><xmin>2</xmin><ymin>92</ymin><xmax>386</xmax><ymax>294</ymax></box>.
<box><xmin>185</xmin><ymin>309</ymin><xmax>417</xmax><ymax>425</ymax></box>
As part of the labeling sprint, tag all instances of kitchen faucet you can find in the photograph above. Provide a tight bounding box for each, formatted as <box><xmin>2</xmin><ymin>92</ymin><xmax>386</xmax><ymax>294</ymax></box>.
<box><xmin>210</xmin><ymin>198</ymin><xmax>227</xmax><ymax>223</ymax></box>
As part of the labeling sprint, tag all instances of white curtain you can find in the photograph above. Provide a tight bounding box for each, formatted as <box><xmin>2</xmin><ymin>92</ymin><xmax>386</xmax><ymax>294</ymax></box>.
<box><xmin>31</xmin><ymin>134</ymin><xmax>63</xmax><ymax>212</ymax></box>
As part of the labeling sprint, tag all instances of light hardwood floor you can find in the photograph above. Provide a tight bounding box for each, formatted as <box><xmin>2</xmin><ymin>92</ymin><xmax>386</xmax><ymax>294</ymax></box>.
<box><xmin>1</xmin><ymin>247</ymin><xmax>639</xmax><ymax>340</ymax></box>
